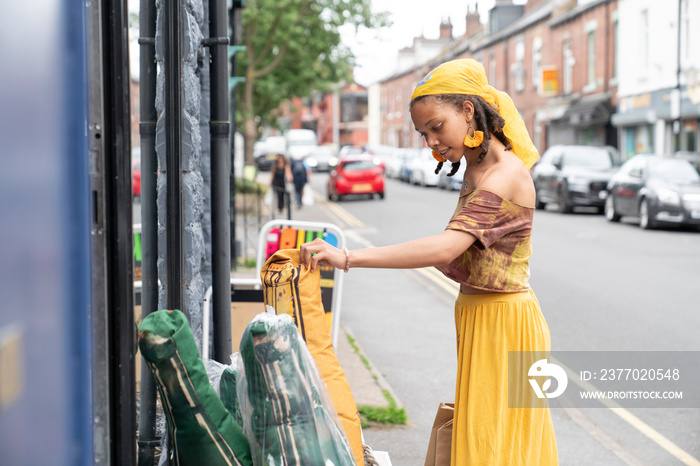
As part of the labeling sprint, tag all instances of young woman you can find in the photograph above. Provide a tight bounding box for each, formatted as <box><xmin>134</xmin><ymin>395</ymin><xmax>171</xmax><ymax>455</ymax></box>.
<box><xmin>299</xmin><ymin>59</ymin><xmax>558</xmax><ymax>465</ymax></box>
<box><xmin>270</xmin><ymin>153</ymin><xmax>291</xmax><ymax>215</ymax></box>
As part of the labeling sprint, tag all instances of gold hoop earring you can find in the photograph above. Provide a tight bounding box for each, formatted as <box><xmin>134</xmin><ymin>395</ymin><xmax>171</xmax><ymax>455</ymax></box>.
<box><xmin>464</xmin><ymin>126</ymin><xmax>484</xmax><ymax>148</ymax></box>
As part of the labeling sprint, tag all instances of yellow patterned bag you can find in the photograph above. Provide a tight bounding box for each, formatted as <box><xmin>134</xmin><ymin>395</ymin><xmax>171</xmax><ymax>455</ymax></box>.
<box><xmin>261</xmin><ymin>249</ymin><xmax>364</xmax><ymax>465</ymax></box>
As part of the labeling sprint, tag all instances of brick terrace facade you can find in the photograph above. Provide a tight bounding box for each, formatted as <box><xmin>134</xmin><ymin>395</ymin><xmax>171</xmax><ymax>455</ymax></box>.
<box><xmin>379</xmin><ymin>0</ymin><xmax>620</xmax><ymax>155</ymax></box>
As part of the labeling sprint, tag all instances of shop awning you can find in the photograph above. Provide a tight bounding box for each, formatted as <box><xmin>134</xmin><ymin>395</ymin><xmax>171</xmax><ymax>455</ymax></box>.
<box><xmin>560</xmin><ymin>93</ymin><xmax>613</xmax><ymax>126</ymax></box>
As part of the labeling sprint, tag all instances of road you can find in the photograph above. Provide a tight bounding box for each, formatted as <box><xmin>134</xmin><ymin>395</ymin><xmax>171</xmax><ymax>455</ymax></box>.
<box><xmin>308</xmin><ymin>172</ymin><xmax>700</xmax><ymax>466</ymax></box>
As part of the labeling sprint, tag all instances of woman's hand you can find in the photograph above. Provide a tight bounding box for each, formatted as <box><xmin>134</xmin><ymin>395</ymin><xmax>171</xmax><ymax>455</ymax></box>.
<box><xmin>299</xmin><ymin>238</ymin><xmax>346</xmax><ymax>273</ymax></box>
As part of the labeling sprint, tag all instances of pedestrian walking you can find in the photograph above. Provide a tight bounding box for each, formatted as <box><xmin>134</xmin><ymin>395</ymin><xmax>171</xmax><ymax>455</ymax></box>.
<box><xmin>300</xmin><ymin>59</ymin><xmax>558</xmax><ymax>465</ymax></box>
<box><xmin>290</xmin><ymin>156</ymin><xmax>310</xmax><ymax>208</ymax></box>
<box><xmin>270</xmin><ymin>153</ymin><xmax>291</xmax><ymax>215</ymax></box>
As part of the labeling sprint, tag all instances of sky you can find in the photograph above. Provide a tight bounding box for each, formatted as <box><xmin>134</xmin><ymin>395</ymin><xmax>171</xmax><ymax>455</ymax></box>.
<box><xmin>126</xmin><ymin>0</ymin><xmax>522</xmax><ymax>86</ymax></box>
<box><xmin>340</xmin><ymin>0</ymin><xmax>511</xmax><ymax>86</ymax></box>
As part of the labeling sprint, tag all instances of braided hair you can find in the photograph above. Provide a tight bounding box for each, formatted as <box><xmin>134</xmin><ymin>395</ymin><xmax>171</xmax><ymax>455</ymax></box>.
<box><xmin>410</xmin><ymin>94</ymin><xmax>511</xmax><ymax>176</ymax></box>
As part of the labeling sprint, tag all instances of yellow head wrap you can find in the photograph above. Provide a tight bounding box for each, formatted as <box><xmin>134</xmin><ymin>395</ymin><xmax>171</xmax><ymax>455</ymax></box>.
<box><xmin>411</xmin><ymin>59</ymin><xmax>539</xmax><ymax>170</ymax></box>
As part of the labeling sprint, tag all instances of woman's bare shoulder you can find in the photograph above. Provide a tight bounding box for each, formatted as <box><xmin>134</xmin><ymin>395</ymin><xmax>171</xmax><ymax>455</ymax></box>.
<box><xmin>479</xmin><ymin>154</ymin><xmax>535</xmax><ymax>206</ymax></box>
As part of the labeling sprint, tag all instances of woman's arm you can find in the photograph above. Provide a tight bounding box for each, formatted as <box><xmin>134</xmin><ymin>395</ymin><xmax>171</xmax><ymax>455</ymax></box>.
<box><xmin>299</xmin><ymin>229</ymin><xmax>476</xmax><ymax>273</ymax></box>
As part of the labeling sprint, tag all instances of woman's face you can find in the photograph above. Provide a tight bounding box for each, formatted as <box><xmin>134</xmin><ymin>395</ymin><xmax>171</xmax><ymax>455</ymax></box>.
<box><xmin>411</xmin><ymin>98</ymin><xmax>472</xmax><ymax>164</ymax></box>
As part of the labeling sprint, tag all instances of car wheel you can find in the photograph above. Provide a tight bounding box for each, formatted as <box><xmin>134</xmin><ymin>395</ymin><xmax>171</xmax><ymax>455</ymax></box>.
<box><xmin>535</xmin><ymin>188</ymin><xmax>546</xmax><ymax>210</ymax></box>
<box><xmin>604</xmin><ymin>195</ymin><xmax>621</xmax><ymax>222</ymax></box>
<box><xmin>557</xmin><ymin>185</ymin><xmax>573</xmax><ymax>214</ymax></box>
<box><xmin>378</xmin><ymin>191</ymin><xmax>385</xmax><ymax>200</ymax></box>
<box><xmin>639</xmin><ymin>198</ymin><xmax>656</xmax><ymax>230</ymax></box>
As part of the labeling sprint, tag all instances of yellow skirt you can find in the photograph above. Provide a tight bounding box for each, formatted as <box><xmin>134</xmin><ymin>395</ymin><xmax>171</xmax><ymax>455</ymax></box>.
<box><xmin>452</xmin><ymin>289</ymin><xmax>559</xmax><ymax>465</ymax></box>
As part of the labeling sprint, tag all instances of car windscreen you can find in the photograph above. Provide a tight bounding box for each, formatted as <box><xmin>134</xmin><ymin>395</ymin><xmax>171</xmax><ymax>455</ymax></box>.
<box><xmin>309</xmin><ymin>148</ymin><xmax>333</xmax><ymax>156</ymax></box>
<box><xmin>649</xmin><ymin>159</ymin><xmax>700</xmax><ymax>183</ymax></box>
<box><xmin>341</xmin><ymin>160</ymin><xmax>376</xmax><ymax>171</ymax></box>
<box><xmin>562</xmin><ymin>148</ymin><xmax>613</xmax><ymax>169</ymax></box>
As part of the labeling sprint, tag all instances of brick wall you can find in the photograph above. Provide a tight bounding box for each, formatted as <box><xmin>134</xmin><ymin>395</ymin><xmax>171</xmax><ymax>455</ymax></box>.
<box><xmin>378</xmin><ymin>0</ymin><xmax>619</xmax><ymax>152</ymax></box>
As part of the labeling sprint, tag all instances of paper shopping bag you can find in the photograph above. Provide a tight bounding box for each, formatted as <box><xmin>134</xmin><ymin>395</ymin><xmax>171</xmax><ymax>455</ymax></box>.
<box><xmin>424</xmin><ymin>402</ymin><xmax>454</xmax><ymax>466</ymax></box>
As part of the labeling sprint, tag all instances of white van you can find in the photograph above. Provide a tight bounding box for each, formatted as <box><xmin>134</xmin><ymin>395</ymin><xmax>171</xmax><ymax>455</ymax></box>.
<box><xmin>285</xmin><ymin>129</ymin><xmax>318</xmax><ymax>159</ymax></box>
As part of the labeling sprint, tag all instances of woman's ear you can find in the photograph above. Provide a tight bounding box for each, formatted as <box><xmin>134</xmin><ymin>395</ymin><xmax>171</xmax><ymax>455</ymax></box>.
<box><xmin>462</xmin><ymin>100</ymin><xmax>475</xmax><ymax>121</ymax></box>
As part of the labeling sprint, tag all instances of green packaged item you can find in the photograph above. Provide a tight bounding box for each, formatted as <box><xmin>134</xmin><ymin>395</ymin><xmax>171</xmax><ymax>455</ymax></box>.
<box><xmin>238</xmin><ymin>312</ymin><xmax>355</xmax><ymax>466</ymax></box>
<box><xmin>220</xmin><ymin>365</ymin><xmax>244</xmax><ymax>427</ymax></box>
<box><xmin>139</xmin><ymin>309</ymin><xmax>252</xmax><ymax>466</ymax></box>
<box><xmin>206</xmin><ymin>356</ymin><xmax>245</xmax><ymax>429</ymax></box>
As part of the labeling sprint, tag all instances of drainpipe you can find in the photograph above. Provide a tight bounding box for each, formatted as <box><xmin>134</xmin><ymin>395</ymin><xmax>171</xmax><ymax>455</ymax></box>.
<box><xmin>205</xmin><ymin>0</ymin><xmax>233</xmax><ymax>363</ymax></box>
<box><xmin>672</xmin><ymin>0</ymin><xmax>682</xmax><ymax>145</ymax></box>
<box><xmin>165</xmin><ymin>0</ymin><xmax>185</xmax><ymax>313</ymax></box>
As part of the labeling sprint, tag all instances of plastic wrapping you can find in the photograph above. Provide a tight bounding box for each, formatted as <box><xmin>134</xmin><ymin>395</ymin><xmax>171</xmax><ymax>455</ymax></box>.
<box><xmin>238</xmin><ymin>312</ymin><xmax>355</xmax><ymax>466</ymax></box>
<box><xmin>206</xmin><ymin>355</ymin><xmax>246</xmax><ymax>429</ymax></box>
<box><xmin>206</xmin><ymin>358</ymin><xmax>227</xmax><ymax>396</ymax></box>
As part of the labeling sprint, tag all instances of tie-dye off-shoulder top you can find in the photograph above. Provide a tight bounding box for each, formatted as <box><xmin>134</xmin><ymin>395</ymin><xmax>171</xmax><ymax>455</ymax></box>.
<box><xmin>435</xmin><ymin>189</ymin><xmax>533</xmax><ymax>292</ymax></box>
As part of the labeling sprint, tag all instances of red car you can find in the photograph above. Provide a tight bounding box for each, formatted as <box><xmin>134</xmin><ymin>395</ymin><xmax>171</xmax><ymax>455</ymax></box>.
<box><xmin>132</xmin><ymin>154</ymin><xmax>141</xmax><ymax>199</ymax></box>
<box><xmin>327</xmin><ymin>156</ymin><xmax>385</xmax><ymax>201</ymax></box>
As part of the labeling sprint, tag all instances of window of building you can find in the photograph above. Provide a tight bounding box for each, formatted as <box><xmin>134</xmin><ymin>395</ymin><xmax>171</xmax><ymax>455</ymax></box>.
<box><xmin>641</xmin><ymin>9</ymin><xmax>649</xmax><ymax>70</ymax></box>
<box><xmin>340</xmin><ymin>94</ymin><xmax>368</xmax><ymax>123</ymax></box>
<box><xmin>584</xmin><ymin>20</ymin><xmax>597</xmax><ymax>92</ymax></box>
<box><xmin>674</xmin><ymin>119</ymin><xmax>697</xmax><ymax>152</ymax></box>
<box><xmin>532</xmin><ymin>36</ymin><xmax>542</xmax><ymax>90</ymax></box>
<box><xmin>563</xmin><ymin>39</ymin><xmax>574</xmax><ymax>95</ymax></box>
<box><xmin>611</xmin><ymin>10</ymin><xmax>618</xmax><ymax>85</ymax></box>
<box><xmin>394</xmin><ymin>86</ymin><xmax>402</xmax><ymax>119</ymax></box>
<box><xmin>389</xmin><ymin>88</ymin><xmax>395</xmax><ymax>116</ymax></box>
<box><xmin>625</xmin><ymin>125</ymin><xmax>654</xmax><ymax>158</ymax></box>
<box><xmin>489</xmin><ymin>51</ymin><xmax>496</xmax><ymax>86</ymax></box>
<box><xmin>513</xmin><ymin>35</ymin><xmax>525</xmax><ymax>93</ymax></box>
<box><xmin>585</xmin><ymin>31</ymin><xmax>595</xmax><ymax>90</ymax></box>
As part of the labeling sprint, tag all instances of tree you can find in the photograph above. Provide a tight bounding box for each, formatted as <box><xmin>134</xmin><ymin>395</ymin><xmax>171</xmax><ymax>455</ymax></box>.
<box><xmin>238</xmin><ymin>0</ymin><xmax>388</xmax><ymax>164</ymax></box>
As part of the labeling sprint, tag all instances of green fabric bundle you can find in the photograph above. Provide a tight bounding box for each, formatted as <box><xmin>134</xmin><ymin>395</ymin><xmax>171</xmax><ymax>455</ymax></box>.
<box><xmin>220</xmin><ymin>364</ymin><xmax>245</xmax><ymax>428</ymax></box>
<box><xmin>139</xmin><ymin>309</ymin><xmax>252</xmax><ymax>466</ymax></box>
<box><xmin>238</xmin><ymin>312</ymin><xmax>355</xmax><ymax>465</ymax></box>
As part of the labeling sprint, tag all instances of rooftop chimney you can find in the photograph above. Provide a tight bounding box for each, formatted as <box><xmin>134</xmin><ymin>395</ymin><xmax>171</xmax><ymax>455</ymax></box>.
<box><xmin>465</xmin><ymin>4</ymin><xmax>483</xmax><ymax>39</ymax></box>
<box><xmin>439</xmin><ymin>17</ymin><xmax>453</xmax><ymax>39</ymax></box>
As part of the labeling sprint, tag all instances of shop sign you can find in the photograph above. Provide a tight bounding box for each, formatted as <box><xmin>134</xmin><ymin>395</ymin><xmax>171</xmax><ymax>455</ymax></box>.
<box><xmin>540</xmin><ymin>66</ymin><xmax>558</xmax><ymax>96</ymax></box>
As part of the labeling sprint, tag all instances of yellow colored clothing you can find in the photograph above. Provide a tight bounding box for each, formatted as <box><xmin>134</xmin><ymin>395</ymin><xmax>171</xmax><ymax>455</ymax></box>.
<box><xmin>452</xmin><ymin>291</ymin><xmax>559</xmax><ymax>465</ymax></box>
<box><xmin>436</xmin><ymin>189</ymin><xmax>533</xmax><ymax>292</ymax></box>
<box><xmin>411</xmin><ymin>59</ymin><xmax>540</xmax><ymax>170</ymax></box>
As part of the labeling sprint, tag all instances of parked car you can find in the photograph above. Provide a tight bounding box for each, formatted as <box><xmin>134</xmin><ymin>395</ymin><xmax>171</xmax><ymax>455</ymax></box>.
<box><xmin>673</xmin><ymin>151</ymin><xmax>700</xmax><ymax>174</ymax></box>
<box><xmin>327</xmin><ymin>156</ymin><xmax>385</xmax><ymax>201</ymax></box>
<box><xmin>305</xmin><ymin>146</ymin><xmax>336</xmax><ymax>172</ymax></box>
<box><xmin>532</xmin><ymin>145</ymin><xmax>619</xmax><ymax>213</ymax></box>
<box><xmin>254</xmin><ymin>149</ymin><xmax>287</xmax><ymax>171</ymax></box>
<box><xmin>409</xmin><ymin>148</ymin><xmax>440</xmax><ymax>187</ymax></box>
<box><xmin>604</xmin><ymin>154</ymin><xmax>700</xmax><ymax>229</ymax></box>
<box><xmin>255</xmin><ymin>135</ymin><xmax>286</xmax><ymax>153</ymax></box>
<box><xmin>398</xmin><ymin>148</ymin><xmax>421</xmax><ymax>183</ymax></box>
<box><xmin>132</xmin><ymin>147</ymin><xmax>141</xmax><ymax>200</ymax></box>
<box><xmin>384</xmin><ymin>147</ymin><xmax>406</xmax><ymax>179</ymax></box>
<box><xmin>364</xmin><ymin>143</ymin><xmax>394</xmax><ymax>173</ymax></box>
<box><xmin>286</xmin><ymin>129</ymin><xmax>318</xmax><ymax>160</ymax></box>
<box><xmin>437</xmin><ymin>160</ymin><xmax>467</xmax><ymax>191</ymax></box>
<box><xmin>338</xmin><ymin>145</ymin><xmax>365</xmax><ymax>157</ymax></box>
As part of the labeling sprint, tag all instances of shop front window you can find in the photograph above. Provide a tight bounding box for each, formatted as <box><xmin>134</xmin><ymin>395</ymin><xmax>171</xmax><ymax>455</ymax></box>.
<box><xmin>625</xmin><ymin>125</ymin><xmax>654</xmax><ymax>159</ymax></box>
<box><xmin>683</xmin><ymin>120</ymin><xmax>697</xmax><ymax>152</ymax></box>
